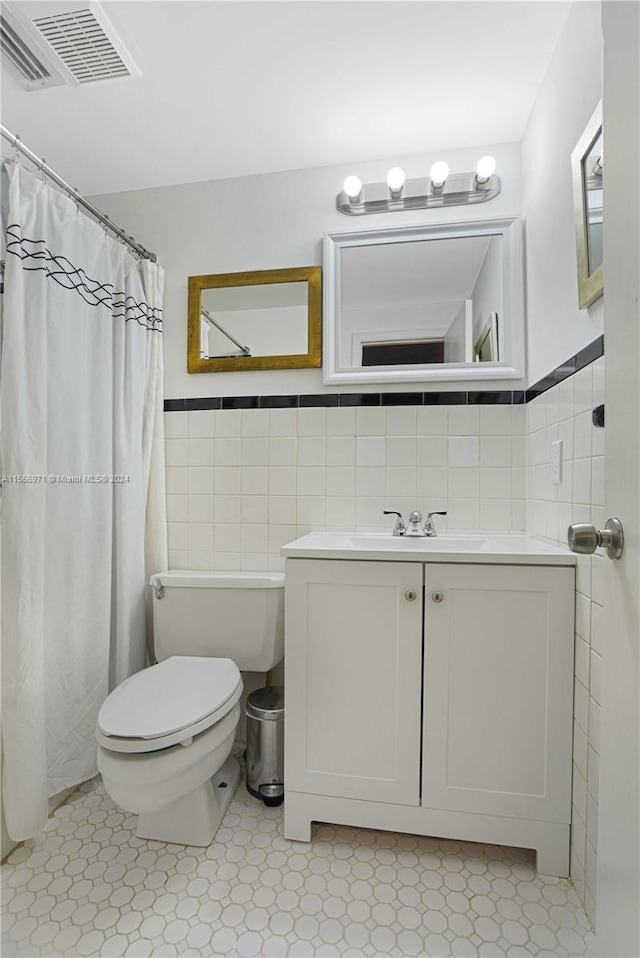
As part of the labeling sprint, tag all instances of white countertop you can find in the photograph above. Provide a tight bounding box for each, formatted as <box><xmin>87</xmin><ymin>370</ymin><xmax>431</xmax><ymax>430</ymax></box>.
<box><xmin>281</xmin><ymin>532</ymin><xmax>577</xmax><ymax>566</ymax></box>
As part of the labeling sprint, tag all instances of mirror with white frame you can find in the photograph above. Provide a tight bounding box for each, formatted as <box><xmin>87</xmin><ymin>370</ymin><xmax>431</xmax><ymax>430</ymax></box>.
<box><xmin>323</xmin><ymin>218</ymin><xmax>524</xmax><ymax>385</ymax></box>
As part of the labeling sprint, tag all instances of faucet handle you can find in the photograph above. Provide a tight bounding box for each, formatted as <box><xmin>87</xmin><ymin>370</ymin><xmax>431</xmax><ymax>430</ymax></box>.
<box><xmin>383</xmin><ymin>510</ymin><xmax>406</xmax><ymax>536</ymax></box>
<box><xmin>423</xmin><ymin>510</ymin><xmax>447</xmax><ymax>536</ymax></box>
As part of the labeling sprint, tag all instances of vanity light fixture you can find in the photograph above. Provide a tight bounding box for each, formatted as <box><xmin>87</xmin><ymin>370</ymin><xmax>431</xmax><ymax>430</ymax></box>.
<box><xmin>337</xmin><ymin>155</ymin><xmax>501</xmax><ymax>216</ymax></box>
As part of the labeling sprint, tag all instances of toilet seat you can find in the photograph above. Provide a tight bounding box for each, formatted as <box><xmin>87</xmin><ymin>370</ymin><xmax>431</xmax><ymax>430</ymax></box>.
<box><xmin>96</xmin><ymin>656</ymin><xmax>242</xmax><ymax>754</ymax></box>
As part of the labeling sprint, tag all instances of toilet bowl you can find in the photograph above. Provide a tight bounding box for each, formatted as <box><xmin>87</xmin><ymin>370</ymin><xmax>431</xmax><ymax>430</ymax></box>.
<box><xmin>97</xmin><ymin>656</ymin><xmax>243</xmax><ymax>845</ymax></box>
<box><xmin>96</xmin><ymin>571</ymin><xmax>285</xmax><ymax>846</ymax></box>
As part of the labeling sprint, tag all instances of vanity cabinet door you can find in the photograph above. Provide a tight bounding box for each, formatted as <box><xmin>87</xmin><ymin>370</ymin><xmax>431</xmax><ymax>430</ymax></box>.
<box><xmin>285</xmin><ymin>559</ymin><xmax>423</xmax><ymax>805</ymax></box>
<box><xmin>422</xmin><ymin>563</ymin><xmax>575</xmax><ymax>823</ymax></box>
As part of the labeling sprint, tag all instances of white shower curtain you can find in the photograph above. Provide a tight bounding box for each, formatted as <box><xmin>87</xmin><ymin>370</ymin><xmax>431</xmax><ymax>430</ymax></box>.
<box><xmin>1</xmin><ymin>162</ymin><xmax>167</xmax><ymax>840</ymax></box>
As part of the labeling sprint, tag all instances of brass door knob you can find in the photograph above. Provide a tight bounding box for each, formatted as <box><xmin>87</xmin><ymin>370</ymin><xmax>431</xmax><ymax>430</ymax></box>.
<box><xmin>404</xmin><ymin>590</ymin><xmax>417</xmax><ymax>602</ymax></box>
<box><xmin>431</xmin><ymin>591</ymin><xmax>444</xmax><ymax>603</ymax></box>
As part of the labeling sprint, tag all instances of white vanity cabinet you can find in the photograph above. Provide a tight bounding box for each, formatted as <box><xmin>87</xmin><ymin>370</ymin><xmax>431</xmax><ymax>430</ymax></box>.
<box><xmin>422</xmin><ymin>563</ymin><xmax>574</xmax><ymax>826</ymax></box>
<box><xmin>283</xmin><ymin>544</ymin><xmax>576</xmax><ymax>877</ymax></box>
<box><xmin>284</xmin><ymin>559</ymin><xmax>423</xmax><ymax>806</ymax></box>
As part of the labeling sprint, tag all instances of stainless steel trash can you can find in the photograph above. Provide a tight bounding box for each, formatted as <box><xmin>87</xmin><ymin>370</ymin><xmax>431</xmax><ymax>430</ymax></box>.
<box><xmin>245</xmin><ymin>686</ymin><xmax>284</xmax><ymax>806</ymax></box>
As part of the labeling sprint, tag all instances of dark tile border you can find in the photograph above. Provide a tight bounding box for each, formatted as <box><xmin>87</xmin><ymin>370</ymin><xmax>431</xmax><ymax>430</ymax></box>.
<box><xmin>381</xmin><ymin>392</ymin><xmax>424</xmax><ymax>406</ymax></box>
<box><xmin>423</xmin><ymin>391</ymin><xmax>466</xmax><ymax>405</ymax></box>
<box><xmin>164</xmin><ymin>336</ymin><xmax>604</xmax><ymax>413</ymax></box>
<box><xmin>221</xmin><ymin>396</ymin><xmax>259</xmax><ymax>410</ymax></box>
<box><xmin>183</xmin><ymin>397</ymin><xmax>221</xmax><ymax>410</ymax></box>
<box><xmin>299</xmin><ymin>394</ymin><xmax>339</xmax><ymax>407</ymax></box>
<box><xmin>467</xmin><ymin>391</ymin><xmax>513</xmax><ymax>405</ymax></box>
<box><xmin>554</xmin><ymin>358</ymin><xmax>577</xmax><ymax>385</ymax></box>
<box><xmin>338</xmin><ymin>393</ymin><xmax>381</xmax><ymax>406</ymax></box>
<box><xmin>525</xmin><ymin>334</ymin><xmax>603</xmax><ymax>403</ymax></box>
<box><xmin>257</xmin><ymin>395</ymin><xmax>298</xmax><ymax>409</ymax></box>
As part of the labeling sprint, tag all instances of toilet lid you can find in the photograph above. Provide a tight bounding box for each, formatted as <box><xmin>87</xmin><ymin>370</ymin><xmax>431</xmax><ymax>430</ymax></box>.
<box><xmin>98</xmin><ymin>656</ymin><xmax>242</xmax><ymax>741</ymax></box>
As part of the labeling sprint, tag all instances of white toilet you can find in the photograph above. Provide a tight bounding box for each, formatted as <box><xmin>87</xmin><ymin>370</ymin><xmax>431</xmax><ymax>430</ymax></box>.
<box><xmin>96</xmin><ymin>570</ymin><xmax>285</xmax><ymax>846</ymax></box>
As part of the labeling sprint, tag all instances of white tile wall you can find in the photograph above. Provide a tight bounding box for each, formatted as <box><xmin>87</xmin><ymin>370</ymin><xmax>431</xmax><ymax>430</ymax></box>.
<box><xmin>525</xmin><ymin>357</ymin><xmax>604</xmax><ymax>927</ymax></box>
<box><xmin>165</xmin><ymin>403</ymin><xmax>526</xmax><ymax>573</ymax></box>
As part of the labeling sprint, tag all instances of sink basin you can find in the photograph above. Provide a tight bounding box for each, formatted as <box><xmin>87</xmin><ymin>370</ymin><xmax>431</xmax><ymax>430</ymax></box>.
<box><xmin>346</xmin><ymin>534</ymin><xmax>489</xmax><ymax>551</ymax></box>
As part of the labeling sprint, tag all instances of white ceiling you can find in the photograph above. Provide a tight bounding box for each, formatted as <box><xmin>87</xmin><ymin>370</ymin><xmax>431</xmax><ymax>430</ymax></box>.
<box><xmin>1</xmin><ymin>1</ymin><xmax>571</xmax><ymax>196</ymax></box>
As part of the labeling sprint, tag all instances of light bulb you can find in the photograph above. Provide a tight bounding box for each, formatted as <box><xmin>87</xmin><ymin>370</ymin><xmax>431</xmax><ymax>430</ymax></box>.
<box><xmin>343</xmin><ymin>175</ymin><xmax>362</xmax><ymax>199</ymax></box>
<box><xmin>430</xmin><ymin>161</ymin><xmax>449</xmax><ymax>188</ymax></box>
<box><xmin>386</xmin><ymin>167</ymin><xmax>405</xmax><ymax>193</ymax></box>
<box><xmin>475</xmin><ymin>155</ymin><xmax>497</xmax><ymax>183</ymax></box>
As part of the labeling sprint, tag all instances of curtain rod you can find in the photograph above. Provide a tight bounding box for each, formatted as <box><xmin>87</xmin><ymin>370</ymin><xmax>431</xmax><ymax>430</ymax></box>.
<box><xmin>201</xmin><ymin>306</ymin><xmax>251</xmax><ymax>356</ymax></box>
<box><xmin>0</xmin><ymin>124</ymin><xmax>157</xmax><ymax>263</ymax></box>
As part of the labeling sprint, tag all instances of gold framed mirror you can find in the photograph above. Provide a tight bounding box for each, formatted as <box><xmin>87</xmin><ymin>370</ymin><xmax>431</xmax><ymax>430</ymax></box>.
<box><xmin>571</xmin><ymin>103</ymin><xmax>603</xmax><ymax>309</ymax></box>
<box><xmin>188</xmin><ymin>266</ymin><xmax>322</xmax><ymax>373</ymax></box>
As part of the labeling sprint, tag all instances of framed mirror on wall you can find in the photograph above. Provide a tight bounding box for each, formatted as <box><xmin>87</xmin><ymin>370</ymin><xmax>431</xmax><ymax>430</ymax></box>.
<box><xmin>322</xmin><ymin>217</ymin><xmax>524</xmax><ymax>386</ymax></box>
<box><xmin>187</xmin><ymin>266</ymin><xmax>322</xmax><ymax>373</ymax></box>
<box><xmin>571</xmin><ymin>102</ymin><xmax>603</xmax><ymax>309</ymax></box>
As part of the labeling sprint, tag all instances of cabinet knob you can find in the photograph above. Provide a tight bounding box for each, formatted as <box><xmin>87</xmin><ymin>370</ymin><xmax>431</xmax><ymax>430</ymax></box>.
<box><xmin>404</xmin><ymin>589</ymin><xmax>417</xmax><ymax>602</ymax></box>
<box><xmin>431</xmin><ymin>591</ymin><xmax>444</xmax><ymax>603</ymax></box>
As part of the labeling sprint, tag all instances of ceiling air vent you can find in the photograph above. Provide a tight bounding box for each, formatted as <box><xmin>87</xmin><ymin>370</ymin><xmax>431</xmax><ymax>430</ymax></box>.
<box><xmin>32</xmin><ymin>7</ymin><xmax>136</xmax><ymax>84</ymax></box>
<box><xmin>0</xmin><ymin>2</ymin><xmax>140</xmax><ymax>90</ymax></box>
<box><xmin>0</xmin><ymin>9</ymin><xmax>65</xmax><ymax>89</ymax></box>
<box><xmin>1</xmin><ymin>14</ymin><xmax>51</xmax><ymax>83</ymax></box>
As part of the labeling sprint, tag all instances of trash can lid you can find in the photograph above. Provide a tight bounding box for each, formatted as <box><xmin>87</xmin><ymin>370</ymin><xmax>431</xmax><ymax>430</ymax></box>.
<box><xmin>246</xmin><ymin>686</ymin><xmax>284</xmax><ymax>720</ymax></box>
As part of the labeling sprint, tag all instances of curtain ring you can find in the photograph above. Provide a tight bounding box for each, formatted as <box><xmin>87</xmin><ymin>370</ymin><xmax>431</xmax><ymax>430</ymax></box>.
<box><xmin>40</xmin><ymin>158</ymin><xmax>48</xmax><ymax>184</ymax></box>
<box><xmin>12</xmin><ymin>135</ymin><xmax>20</xmax><ymax>163</ymax></box>
<box><xmin>128</xmin><ymin>234</ymin><xmax>141</xmax><ymax>258</ymax></box>
<box><xmin>73</xmin><ymin>188</ymin><xmax>81</xmax><ymax>213</ymax></box>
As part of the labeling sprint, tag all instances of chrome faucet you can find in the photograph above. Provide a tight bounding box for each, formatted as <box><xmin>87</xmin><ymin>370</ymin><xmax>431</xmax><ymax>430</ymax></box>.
<box><xmin>383</xmin><ymin>509</ymin><xmax>447</xmax><ymax>537</ymax></box>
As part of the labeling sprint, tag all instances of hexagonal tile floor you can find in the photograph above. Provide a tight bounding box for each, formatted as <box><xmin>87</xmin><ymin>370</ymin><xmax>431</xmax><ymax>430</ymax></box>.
<box><xmin>2</xmin><ymin>764</ymin><xmax>595</xmax><ymax>957</ymax></box>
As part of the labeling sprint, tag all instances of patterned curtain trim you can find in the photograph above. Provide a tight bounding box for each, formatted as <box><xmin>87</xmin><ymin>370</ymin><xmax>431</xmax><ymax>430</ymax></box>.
<box><xmin>5</xmin><ymin>225</ymin><xmax>163</xmax><ymax>332</ymax></box>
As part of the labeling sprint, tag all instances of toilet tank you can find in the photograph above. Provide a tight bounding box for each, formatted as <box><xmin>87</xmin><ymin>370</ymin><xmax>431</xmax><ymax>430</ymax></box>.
<box><xmin>150</xmin><ymin>571</ymin><xmax>284</xmax><ymax>671</ymax></box>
